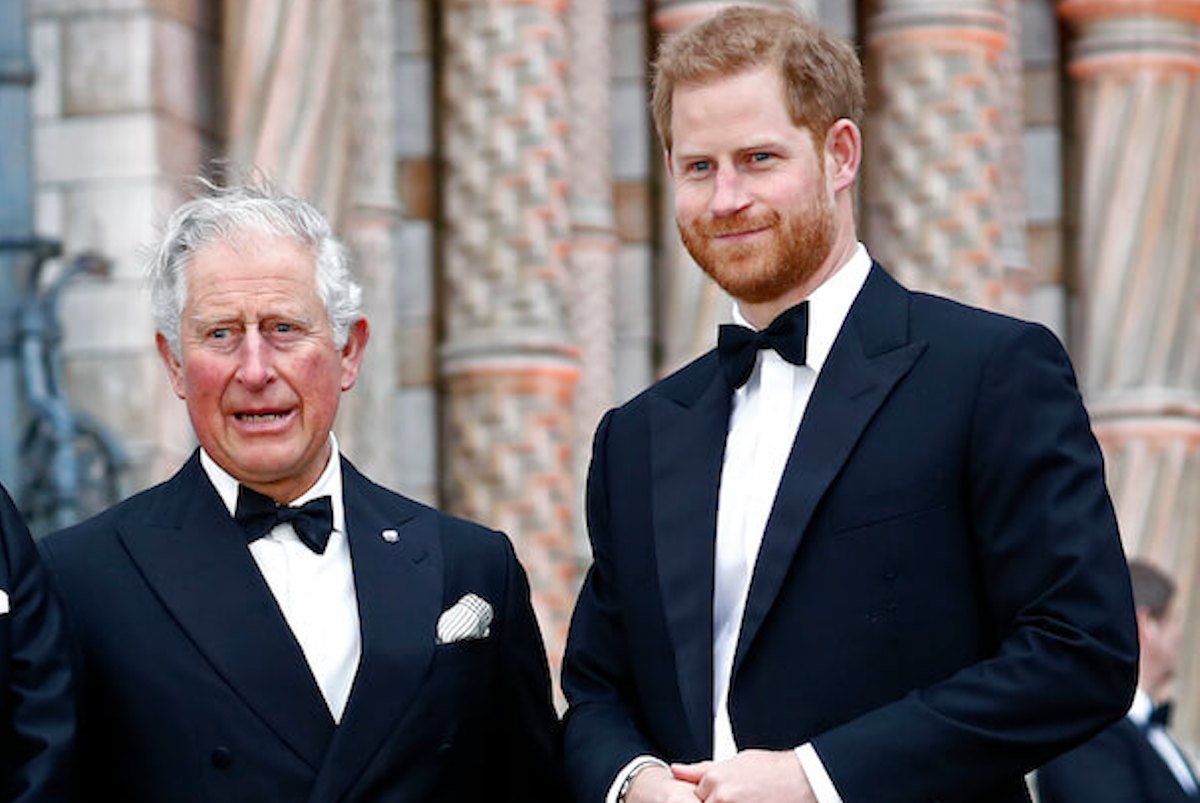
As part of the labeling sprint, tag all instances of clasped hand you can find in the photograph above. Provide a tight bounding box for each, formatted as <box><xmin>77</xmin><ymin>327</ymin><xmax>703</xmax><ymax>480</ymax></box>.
<box><xmin>627</xmin><ymin>749</ymin><xmax>815</xmax><ymax>803</ymax></box>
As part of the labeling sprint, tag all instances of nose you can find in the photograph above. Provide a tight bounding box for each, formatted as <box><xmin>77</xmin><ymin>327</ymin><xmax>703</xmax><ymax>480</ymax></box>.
<box><xmin>709</xmin><ymin>166</ymin><xmax>752</xmax><ymax>218</ymax></box>
<box><xmin>235</xmin><ymin>330</ymin><xmax>274</xmax><ymax>389</ymax></box>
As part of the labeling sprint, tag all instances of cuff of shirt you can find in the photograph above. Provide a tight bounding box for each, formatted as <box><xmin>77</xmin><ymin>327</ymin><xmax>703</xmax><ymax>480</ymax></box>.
<box><xmin>605</xmin><ymin>755</ymin><xmax>669</xmax><ymax>803</ymax></box>
<box><xmin>796</xmin><ymin>743</ymin><xmax>843</xmax><ymax>803</ymax></box>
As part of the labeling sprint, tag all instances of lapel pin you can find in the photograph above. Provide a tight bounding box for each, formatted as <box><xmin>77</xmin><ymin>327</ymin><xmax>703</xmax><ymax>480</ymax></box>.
<box><xmin>381</xmin><ymin>529</ymin><xmax>399</xmax><ymax>544</ymax></box>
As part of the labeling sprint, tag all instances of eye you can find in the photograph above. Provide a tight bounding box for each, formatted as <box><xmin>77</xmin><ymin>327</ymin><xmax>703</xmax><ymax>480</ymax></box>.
<box><xmin>748</xmin><ymin>152</ymin><xmax>773</xmax><ymax>164</ymax></box>
<box><xmin>209</xmin><ymin>327</ymin><xmax>231</xmax><ymax>340</ymax></box>
<box><xmin>686</xmin><ymin>159</ymin><xmax>712</xmax><ymax>175</ymax></box>
<box><xmin>265</xmin><ymin>319</ymin><xmax>304</xmax><ymax>341</ymax></box>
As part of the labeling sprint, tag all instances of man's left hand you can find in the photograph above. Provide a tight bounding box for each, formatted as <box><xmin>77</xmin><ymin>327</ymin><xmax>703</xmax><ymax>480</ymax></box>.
<box><xmin>671</xmin><ymin>749</ymin><xmax>816</xmax><ymax>803</ymax></box>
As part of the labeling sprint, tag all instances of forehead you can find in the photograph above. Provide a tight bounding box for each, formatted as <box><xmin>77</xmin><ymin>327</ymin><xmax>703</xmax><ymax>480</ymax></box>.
<box><xmin>184</xmin><ymin>231</ymin><xmax>319</xmax><ymax>307</ymax></box>
<box><xmin>671</xmin><ymin>66</ymin><xmax>796</xmax><ymax>147</ymax></box>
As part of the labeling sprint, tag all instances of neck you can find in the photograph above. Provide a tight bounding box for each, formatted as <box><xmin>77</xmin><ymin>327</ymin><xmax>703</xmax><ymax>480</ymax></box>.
<box><xmin>738</xmin><ymin>228</ymin><xmax>858</xmax><ymax>330</ymax></box>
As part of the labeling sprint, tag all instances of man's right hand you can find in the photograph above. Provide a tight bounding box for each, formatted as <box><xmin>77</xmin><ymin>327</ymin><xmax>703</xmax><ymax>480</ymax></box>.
<box><xmin>626</xmin><ymin>765</ymin><xmax>700</xmax><ymax>803</ymax></box>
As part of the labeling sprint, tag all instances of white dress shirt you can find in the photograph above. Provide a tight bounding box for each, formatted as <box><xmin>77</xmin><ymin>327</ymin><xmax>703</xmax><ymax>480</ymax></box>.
<box><xmin>200</xmin><ymin>434</ymin><xmax>361</xmax><ymax>723</ymax></box>
<box><xmin>1128</xmin><ymin>688</ymin><xmax>1199</xmax><ymax>794</ymax></box>
<box><xmin>605</xmin><ymin>244</ymin><xmax>872</xmax><ymax>803</ymax></box>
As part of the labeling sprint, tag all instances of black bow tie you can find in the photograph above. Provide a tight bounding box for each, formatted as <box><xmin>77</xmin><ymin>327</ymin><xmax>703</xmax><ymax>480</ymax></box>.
<box><xmin>717</xmin><ymin>302</ymin><xmax>809</xmax><ymax>389</ymax></box>
<box><xmin>234</xmin><ymin>485</ymin><xmax>334</xmax><ymax>555</ymax></box>
<box><xmin>1149</xmin><ymin>701</ymin><xmax>1174</xmax><ymax>728</ymax></box>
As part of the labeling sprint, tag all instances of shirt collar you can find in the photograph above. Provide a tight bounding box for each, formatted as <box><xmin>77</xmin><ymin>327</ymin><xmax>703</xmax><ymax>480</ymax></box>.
<box><xmin>1127</xmin><ymin>687</ymin><xmax>1154</xmax><ymax>726</ymax></box>
<box><xmin>731</xmin><ymin>242</ymin><xmax>873</xmax><ymax>374</ymax></box>
<box><xmin>199</xmin><ymin>433</ymin><xmax>346</xmax><ymax>535</ymax></box>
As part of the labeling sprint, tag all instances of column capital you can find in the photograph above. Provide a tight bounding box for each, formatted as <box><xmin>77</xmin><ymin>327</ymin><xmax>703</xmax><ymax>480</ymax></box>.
<box><xmin>867</xmin><ymin>1</ymin><xmax>1009</xmax><ymax>52</ymax></box>
<box><xmin>652</xmin><ymin>1</ymin><xmax>802</xmax><ymax>34</ymax></box>
<box><xmin>1061</xmin><ymin>0</ymin><xmax>1200</xmax><ymax>76</ymax></box>
<box><xmin>1060</xmin><ymin>0</ymin><xmax>1200</xmax><ymax>25</ymax></box>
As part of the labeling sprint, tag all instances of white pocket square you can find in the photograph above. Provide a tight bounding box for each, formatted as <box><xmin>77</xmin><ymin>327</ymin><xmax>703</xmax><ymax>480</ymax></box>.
<box><xmin>436</xmin><ymin>593</ymin><xmax>493</xmax><ymax>645</ymax></box>
<box><xmin>0</xmin><ymin>588</ymin><xmax>9</xmax><ymax>615</ymax></box>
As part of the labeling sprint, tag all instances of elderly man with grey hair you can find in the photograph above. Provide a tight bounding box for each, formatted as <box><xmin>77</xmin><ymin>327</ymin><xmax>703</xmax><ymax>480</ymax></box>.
<box><xmin>39</xmin><ymin>181</ymin><xmax>564</xmax><ymax>803</ymax></box>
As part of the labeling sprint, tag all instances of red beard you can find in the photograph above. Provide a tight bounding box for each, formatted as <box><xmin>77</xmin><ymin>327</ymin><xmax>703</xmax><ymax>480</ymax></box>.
<box><xmin>678</xmin><ymin>194</ymin><xmax>836</xmax><ymax>304</ymax></box>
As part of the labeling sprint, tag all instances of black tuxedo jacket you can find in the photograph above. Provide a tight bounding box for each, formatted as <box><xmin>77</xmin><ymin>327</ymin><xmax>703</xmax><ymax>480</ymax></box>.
<box><xmin>0</xmin><ymin>485</ymin><xmax>74</xmax><ymax>803</ymax></box>
<box><xmin>40</xmin><ymin>455</ymin><xmax>563</xmax><ymax>803</ymax></box>
<box><xmin>562</xmin><ymin>264</ymin><xmax>1138</xmax><ymax>803</ymax></box>
<box><xmin>1038</xmin><ymin>717</ymin><xmax>1200</xmax><ymax>803</ymax></box>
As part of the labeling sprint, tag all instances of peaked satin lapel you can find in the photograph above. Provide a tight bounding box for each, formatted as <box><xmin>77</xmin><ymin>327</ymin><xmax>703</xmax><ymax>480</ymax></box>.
<box><xmin>650</xmin><ymin>359</ymin><xmax>730</xmax><ymax>758</ymax></box>
<box><xmin>733</xmin><ymin>266</ymin><xmax>927</xmax><ymax>677</ymax></box>
<box><xmin>308</xmin><ymin>460</ymin><xmax>440</xmax><ymax>803</ymax></box>
<box><xmin>118</xmin><ymin>455</ymin><xmax>334</xmax><ymax>769</ymax></box>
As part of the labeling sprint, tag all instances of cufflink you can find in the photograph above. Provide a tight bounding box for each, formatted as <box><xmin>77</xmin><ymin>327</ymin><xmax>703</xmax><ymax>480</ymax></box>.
<box><xmin>381</xmin><ymin>529</ymin><xmax>399</xmax><ymax>543</ymax></box>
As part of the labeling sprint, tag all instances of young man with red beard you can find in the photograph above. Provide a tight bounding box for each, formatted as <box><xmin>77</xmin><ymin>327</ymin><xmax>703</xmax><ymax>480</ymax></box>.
<box><xmin>561</xmin><ymin>7</ymin><xmax>1136</xmax><ymax>803</ymax></box>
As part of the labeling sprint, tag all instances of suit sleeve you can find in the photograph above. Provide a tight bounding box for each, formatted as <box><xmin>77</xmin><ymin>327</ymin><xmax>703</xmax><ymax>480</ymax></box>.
<box><xmin>492</xmin><ymin>534</ymin><xmax>568</xmax><ymax>803</ymax></box>
<box><xmin>1</xmin><ymin>487</ymin><xmax>75</xmax><ymax>803</ymax></box>
<box><xmin>561</xmin><ymin>410</ymin><xmax>663</xmax><ymax>803</ymax></box>
<box><xmin>1035</xmin><ymin>724</ymin><xmax>1143</xmax><ymax>803</ymax></box>
<box><xmin>811</xmin><ymin>324</ymin><xmax>1138</xmax><ymax>802</ymax></box>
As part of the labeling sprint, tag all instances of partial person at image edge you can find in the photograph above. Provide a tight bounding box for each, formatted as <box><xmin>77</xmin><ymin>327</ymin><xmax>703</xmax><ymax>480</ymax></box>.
<box><xmin>0</xmin><ymin>483</ymin><xmax>74</xmax><ymax>803</ymax></box>
<box><xmin>1037</xmin><ymin>559</ymin><xmax>1199</xmax><ymax>803</ymax></box>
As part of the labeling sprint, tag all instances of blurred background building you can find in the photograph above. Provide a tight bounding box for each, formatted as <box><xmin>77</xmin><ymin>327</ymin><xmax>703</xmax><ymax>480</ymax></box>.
<box><xmin>2</xmin><ymin>0</ymin><xmax>1197</xmax><ymax>737</ymax></box>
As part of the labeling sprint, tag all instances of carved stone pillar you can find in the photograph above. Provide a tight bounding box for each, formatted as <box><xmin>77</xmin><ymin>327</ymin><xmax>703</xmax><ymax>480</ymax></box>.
<box><xmin>1061</xmin><ymin>0</ymin><xmax>1200</xmax><ymax>739</ymax></box>
<box><xmin>337</xmin><ymin>0</ymin><xmax>401</xmax><ymax>488</ymax></box>
<box><xmin>223</xmin><ymin>0</ymin><xmax>352</xmax><ymax>222</ymax></box>
<box><xmin>567</xmin><ymin>0</ymin><xmax>617</xmax><ymax>550</ymax></box>
<box><xmin>439</xmin><ymin>0</ymin><xmax>580</xmax><ymax>676</ymax></box>
<box><xmin>651</xmin><ymin>1</ymin><xmax>815</xmax><ymax>373</ymax></box>
<box><xmin>862</xmin><ymin>0</ymin><xmax>1018</xmax><ymax>311</ymax></box>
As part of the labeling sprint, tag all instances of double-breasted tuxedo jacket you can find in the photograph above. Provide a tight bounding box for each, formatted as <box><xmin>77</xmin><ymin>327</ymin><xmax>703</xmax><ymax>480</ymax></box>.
<box><xmin>40</xmin><ymin>455</ymin><xmax>563</xmax><ymax>803</ymax></box>
<box><xmin>561</xmin><ymin>263</ymin><xmax>1137</xmax><ymax>803</ymax></box>
<box><xmin>1038</xmin><ymin>716</ymin><xmax>1200</xmax><ymax>803</ymax></box>
<box><xmin>0</xmin><ymin>485</ymin><xmax>74</xmax><ymax>803</ymax></box>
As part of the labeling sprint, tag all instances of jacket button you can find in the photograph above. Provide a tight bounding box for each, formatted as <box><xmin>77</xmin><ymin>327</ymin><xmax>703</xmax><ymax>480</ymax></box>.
<box><xmin>211</xmin><ymin>747</ymin><xmax>233</xmax><ymax>769</ymax></box>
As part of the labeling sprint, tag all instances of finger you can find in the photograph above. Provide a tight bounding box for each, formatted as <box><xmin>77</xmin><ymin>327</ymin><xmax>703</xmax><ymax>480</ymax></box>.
<box><xmin>670</xmin><ymin>761</ymin><xmax>710</xmax><ymax>783</ymax></box>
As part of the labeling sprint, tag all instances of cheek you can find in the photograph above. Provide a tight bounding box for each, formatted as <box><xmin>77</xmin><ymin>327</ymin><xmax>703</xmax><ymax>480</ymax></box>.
<box><xmin>181</xmin><ymin>358</ymin><xmax>230</xmax><ymax>401</ymax></box>
<box><xmin>674</xmin><ymin>184</ymin><xmax>708</xmax><ymax>219</ymax></box>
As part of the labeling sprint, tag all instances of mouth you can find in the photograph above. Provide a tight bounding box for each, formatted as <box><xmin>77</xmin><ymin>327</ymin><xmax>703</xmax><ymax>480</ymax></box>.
<box><xmin>231</xmin><ymin>409</ymin><xmax>297</xmax><ymax>431</ymax></box>
<box><xmin>236</xmin><ymin>412</ymin><xmax>289</xmax><ymax>423</ymax></box>
<box><xmin>715</xmin><ymin>226</ymin><xmax>771</xmax><ymax>240</ymax></box>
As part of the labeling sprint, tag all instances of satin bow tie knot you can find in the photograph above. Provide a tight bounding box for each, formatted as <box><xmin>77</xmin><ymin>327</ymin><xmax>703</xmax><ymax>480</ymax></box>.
<box><xmin>234</xmin><ymin>485</ymin><xmax>334</xmax><ymax>555</ymax></box>
<box><xmin>1149</xmin><ymin>701</ymin><xmax>1174</xmax><ymax>728</ymax></box>
<box><xmin>717</xmin><ymin>301</ymin><xmax>810</xmax><ymax>390</ymax></box>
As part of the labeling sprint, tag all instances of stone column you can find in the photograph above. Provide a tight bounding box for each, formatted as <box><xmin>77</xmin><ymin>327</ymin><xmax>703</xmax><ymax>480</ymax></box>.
<box><xmin>862</xmin><ymin>0</ymin><xmax>1019</xmax><ymax>311</ymax></box>
<box><xmin>336</xmin><ymin>0</ymin><xmax>402</xmax><ymax>488</ymax></box>
<box><xmin>439</xmin><ymin>0</ymin><xmax>580</xmax><ymax>677</ymax></box>
<box><xmin>1060</xmin><ymin>0</ymin><xmax>1200</xmax><ymax>741</ymax></box>
<box><xmin>566</xmin><ymin>0</ymin><xmax>617</xmax><ymax>550</ymax></box>
<box><xmin>223</xmin><ymin>0</ymin><xmax>352</xmax><ymax>222</ymax></box>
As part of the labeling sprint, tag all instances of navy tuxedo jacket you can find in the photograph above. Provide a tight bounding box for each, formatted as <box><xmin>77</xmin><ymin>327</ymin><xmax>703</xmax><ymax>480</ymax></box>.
<box><xmin>562</xmin><ymin>264</ymin><xmax>1138</xmax><ymax>803</ymax></box>
<box><xmin>0</xmin><ymin>485</ymin><xmax>74</xmax><ymax>803</ymax></box>
<box><xmin>41</xmin><ymin>455</ymin><xmax>563</xmax><ymax>803</ymax></box>
<box><xmin>1038</xmin><ymin>717</ymin><xmax>1200</xmax><ymax>803</ymax></box>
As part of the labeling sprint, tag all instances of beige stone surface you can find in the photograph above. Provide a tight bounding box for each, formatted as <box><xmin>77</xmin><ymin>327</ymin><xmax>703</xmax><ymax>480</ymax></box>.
<box><xmin>63</xmin><ymin>15</ymin><xmax>153</xmax><ymax>115</ymax></box>
<box><xmin>152</xmin><ymin>16</ymin><xmax>219</xmax><ymax>133</ymax></box>
<box><xmin>58</xmin><ymin>278</ymin><xmax>154</xmax><ymax>353</ymax></box>
<box><xmin>36</xmin><ymin>113</ymin><xmax>158</xmax><ymax>182</ymax></box>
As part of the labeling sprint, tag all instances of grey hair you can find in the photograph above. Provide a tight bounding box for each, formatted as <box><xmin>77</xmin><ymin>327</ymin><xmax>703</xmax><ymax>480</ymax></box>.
<box><xmin>148</xmin><ymin>180</ymin><xmax>363</xmax><ymax>357</ymax></box>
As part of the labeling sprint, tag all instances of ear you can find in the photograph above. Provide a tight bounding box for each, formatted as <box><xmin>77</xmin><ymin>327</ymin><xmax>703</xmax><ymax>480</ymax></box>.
<box><xmin>156</xmin><ymin>332</ymin><xmax>187</xmax><ymax>399</ymax></box>
<box><xmin>824</xmin><ymin>118</ymin><xmax>862</xmax><ymax>194</ymax></box>
<box><xmin>1135</xmin><ymin>605</ymin><xmax>1160</xmax><ymax>645</ymax></box>
<box><xmin>664</xmin><ymin>147</ymin><xmax>676</xmax><ymax>179</ymax></box>
<box><xmin>339</xmin><ymin>317</ymin><xmax>370</xmax><ymax>392</ymax></box>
